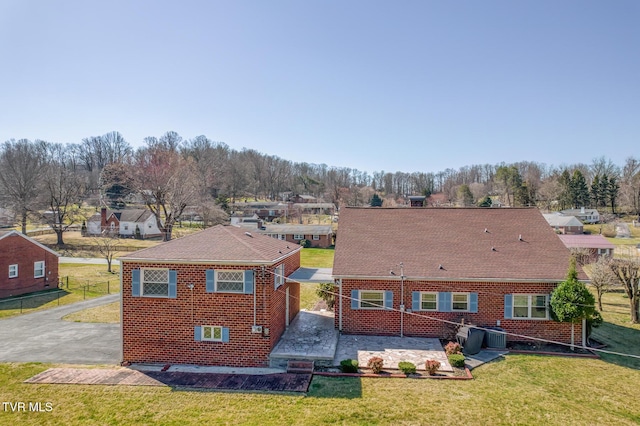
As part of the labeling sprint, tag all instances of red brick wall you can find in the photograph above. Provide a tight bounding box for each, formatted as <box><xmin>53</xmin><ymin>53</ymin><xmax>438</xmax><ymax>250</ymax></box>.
<box><xmin>336</xmin><ymin>278</ymin><xmax>581</xmax><ymax>345</ymax></box>
<box><xmin>282</xmin><ymin>234</ymin><xmax>331</xmax><ymax>248</ymax></box>
<box><xmin>0</xmin><ymin>234</ymin><xmax>59</xmax><ymax>298</ymax></box>
<box><xmin>121</xmin><ymin>251</ymin><xmax>301</xmax><ymax>367</ymax></box>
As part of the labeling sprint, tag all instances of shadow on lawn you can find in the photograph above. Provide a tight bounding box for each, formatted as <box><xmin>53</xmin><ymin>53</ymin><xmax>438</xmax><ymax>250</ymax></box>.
<box><xmin>0</xmin><ymin>289</ymin><xmax>70</xmax><ymax>313</ymax></box>
<box><xmin>592</xmin><ymin>321</ymin><xmax>640</xmax><ymax>370</ymax></box>
<box><xmin>307</xmin><ymin>376</ymin><xmax>363</xmax><ymax>399</ymax></box>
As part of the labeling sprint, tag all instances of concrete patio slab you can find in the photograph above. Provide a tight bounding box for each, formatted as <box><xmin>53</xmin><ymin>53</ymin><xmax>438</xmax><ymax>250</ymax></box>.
<box><xmin>288</xmin><ymin>267</ymin><xmax>333</xmax><ymax>283</ymax></box>
<box><xmin>465</xmin><ymin>350</ymin><xmax>508</xmax><ymax>370</ymax></box>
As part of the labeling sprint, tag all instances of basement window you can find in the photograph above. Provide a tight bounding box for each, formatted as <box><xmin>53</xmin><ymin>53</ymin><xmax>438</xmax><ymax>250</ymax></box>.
<box><xmin>202</xmin><ymin>326</ymin><xmax>223</xmax><ymax>342</ymax></box>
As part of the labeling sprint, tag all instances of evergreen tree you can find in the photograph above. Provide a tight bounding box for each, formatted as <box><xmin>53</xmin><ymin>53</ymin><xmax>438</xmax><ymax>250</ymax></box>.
<box><xmin>370</xmin><ymin>193</ymin><xmax>383</xmax><ymax>207</ymax></box>
<box><xmin>605</xmin><ymin>174</ymin><xmax>619</xmax><ymax>213</ymax></box>
<box><xmin>477</xmin><ymin>195</ymin><xmax>492</xmax><ymax>207</ymax></box>
<box><xmin>570</xmin><ymin>170</ymin><xmax>589</xmax><ymax>208</ymax></box>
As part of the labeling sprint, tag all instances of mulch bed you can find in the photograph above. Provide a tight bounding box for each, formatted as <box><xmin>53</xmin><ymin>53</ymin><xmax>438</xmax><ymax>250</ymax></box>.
<box><xmin>506</xmin><ymin>341</ymin><xmax>599</xmax><ymax>358</ymax></box>
<box><xmin>314</xmin><ymin>366</ymin><xmax>472</xmax><ymax>380</ymax></box>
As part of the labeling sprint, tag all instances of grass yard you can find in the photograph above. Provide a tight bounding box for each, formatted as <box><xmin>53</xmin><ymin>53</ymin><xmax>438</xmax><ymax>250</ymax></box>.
<box><xmin>62</xmin><ymin>301</ymin><xmax>120</xmax><ymax>324</ymax></box>
<box><xmin>301</xmin><ymin>248</ymin><xmax>334</xmax><ymax>268</ymax></box>
<box><xmin>0</xmin><ymin>264</ymin><xmax>120</xmax><ymax>319</ymax></box>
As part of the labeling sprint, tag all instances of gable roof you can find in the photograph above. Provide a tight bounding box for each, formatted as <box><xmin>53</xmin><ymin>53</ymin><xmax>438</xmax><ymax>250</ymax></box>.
<box><xmin>0</xmin><ymin>230</ymin><xmax>60</xmax><ymax>257</ymax></box>
<box><xmin>120</xmin><ymin>225</ymin><xmax>301</xmax><ymax>264</ymax></box>
<box><xmin>333</xmin><ymin>207</ymin><xmax>583</xmax><ymax>282</ymax></box>
<box><xmin>542</xmin><ymin>214</ymin><xmax>583</xmax><ymax>227</ymax></box>
<box><xmin>259</xmin><ymin>224</ymin><xmax>333</xmax><ymax>235</ymax></box>
<box><xmin>557</xmin><ymin>234</ymin><xmax>615</xmax><ymax>250</ymax></box>
<box><xmin>87</xmin><ymin>209</ymin><xmax>154</xmax><ymax>224</ymax></box>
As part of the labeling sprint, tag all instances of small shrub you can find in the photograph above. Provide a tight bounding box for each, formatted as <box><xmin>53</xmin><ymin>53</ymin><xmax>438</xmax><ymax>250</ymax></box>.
<box><xmin>367</xmin><ymin>356</ymin><xmax>384</xmax><ymax>374</ymax></box>
<box><xmin>340</xmin><ymin>359</ymin><xmax>359</xmax><ymax>373</ymax></box>
<box><xmin>300</xmin><ymin>239</ymin><xmax>312</xmax><ymax>248</ymax></box>
<box><xmin>316</xmin><ymin>283</ymin><xmax>336</xmax><ymax>310</ymax></box>
<box><xmin>448</xmin><ymin>354</ymin><xmax>466</xmax><ymax>368</ymax></box>
<box><xmin>398</xmin><ymin>361</ymin><xmax>416</xmax><ymax>375</ymax></box>
<box><xmin>425</xmin><ymin>359</ymin><xmax>441</xmax><ymax>375</ymax></box>
<box><xmin>444</xmin><ymin>341</ymin><xmax>462</xmax><ymax>355</ymax></box>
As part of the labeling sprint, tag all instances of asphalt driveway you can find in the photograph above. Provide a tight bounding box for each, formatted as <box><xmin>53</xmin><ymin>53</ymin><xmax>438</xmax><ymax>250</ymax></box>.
<box><xmin>0</xmin><ymin>294</ymin><xmax>120</xmax><ymax>364</ymax></box>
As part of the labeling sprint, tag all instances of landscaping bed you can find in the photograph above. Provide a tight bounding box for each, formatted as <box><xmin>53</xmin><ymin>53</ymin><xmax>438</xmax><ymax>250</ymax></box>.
<box><xmin>506</xmin><ymin>341</ymin><xmax>598</xmax><ymax>357</ymax></box>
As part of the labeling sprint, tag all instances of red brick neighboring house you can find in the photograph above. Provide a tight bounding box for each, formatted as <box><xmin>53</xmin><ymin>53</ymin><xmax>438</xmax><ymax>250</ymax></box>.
<box><xmin>332</xmin><ymin>207</ymin><xmax>587</xmax><ymax>345</ymax></box>
<box><xmin>120</xmin><ymin>225</ymin><xmax>301</xmax><ymax>367</ymax></box>
<box><xmin>0</xmin><ymin>230</ymin><xmax>60</xmax><ymax>298</ymax></box>
<box><xmin>258</xmin><ymin>224</ymin><xmax>334</xmax><ymax>248</ymax></box>
<box><xmin>558</xmin><ymin>234</ymin><xmax>615</xmax><ymax>260</ymax></box>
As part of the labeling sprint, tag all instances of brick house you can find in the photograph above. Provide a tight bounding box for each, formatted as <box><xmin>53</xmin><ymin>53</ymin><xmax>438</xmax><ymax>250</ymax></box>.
<box><xmin>543</xmin><ymin>213</ymin><xmax>584</xmax><ymax>234</ymax></box>
<box><xmin>258</xmin><ymin>224</ymin><xmax>334</xmax><ymax>248</ymax></box>
<box><xmin>0</xmin><ymin>230</ymin><xmax>60</xmax><ymax>298</ymax></box>
<box><xmin>120</xmin><ymin>225</ymin><xmax>301</xmax><ymax>367</ymax></box>
<box><xmin>332</xmin><ymin>207</ymin><xmax>587</xmax><ymax>345</ymax></box>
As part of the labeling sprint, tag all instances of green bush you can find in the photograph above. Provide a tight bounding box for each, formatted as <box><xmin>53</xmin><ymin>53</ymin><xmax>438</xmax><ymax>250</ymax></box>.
<box><xmin>300</xmin><ymin>239</ymin><xmax>312</xmax><ymax>248</ymax></box>
<box><xmin>367</xmin><ymin>356</ymin><xmax>384</xmax><ymax>374</ymax></box>
<box><xmin>398</xmin><ymin>361</ymin><xmax>416</xmax><ymax>375</ymax></box>
<box><xmin>340</xmin><ymin>359</ymin><xmax>359</xmax><ymax>373</ymax></box>
<box><xmin>448</xmin><ymin>354</ymin><xmax>466</xmax><ymax>368</ymax></box>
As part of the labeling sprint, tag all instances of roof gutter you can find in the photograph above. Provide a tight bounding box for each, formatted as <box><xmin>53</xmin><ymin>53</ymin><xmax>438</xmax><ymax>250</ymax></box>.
<box><xmin>331</xmin><ymin>274</ymin><xmax>589</xmax><ymax>284</ymax></box>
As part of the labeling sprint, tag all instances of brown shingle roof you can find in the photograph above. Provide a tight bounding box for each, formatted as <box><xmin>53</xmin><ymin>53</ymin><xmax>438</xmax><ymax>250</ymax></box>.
<box><xmin>120</xmin><ymin>225</ymin><xmax>301</xmax><ymax>264</ymax></box>
<box><xmin>333</xmin><ymin>207</ymin><xmax>583</xmax><ymax>281</ymax></box>
<box><xmin>558</xmin><ymin>234</ymin><xmax>615</xmax><ymax>249</ymax></box>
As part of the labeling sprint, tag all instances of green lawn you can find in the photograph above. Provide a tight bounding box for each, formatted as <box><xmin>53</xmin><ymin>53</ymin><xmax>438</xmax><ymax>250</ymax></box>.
<box><xmin>0</xmin><ymin>264</ymin><xmax>120</xmax><ymax>319</ymax></box>
<box><xmin>301</xmin><ymin>248</ymin><xmax>334</xmax><ymax>268</ymax></box>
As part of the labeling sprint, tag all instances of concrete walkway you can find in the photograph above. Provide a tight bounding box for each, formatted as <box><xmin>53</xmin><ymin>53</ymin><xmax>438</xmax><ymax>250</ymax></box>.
<box><xmin>0</xmin><ymin>294</ymin><xmax>120</xmax><ymax>364</ymax></box>
<box><xmin>270</xmin><ymin>310</ymin><xmax>339</xmax><ymax>368</ymax></box>
<box><xmin>288</xmin><ymin>268</ymin><xmax>333</xmax><ymax>283</ymax></box>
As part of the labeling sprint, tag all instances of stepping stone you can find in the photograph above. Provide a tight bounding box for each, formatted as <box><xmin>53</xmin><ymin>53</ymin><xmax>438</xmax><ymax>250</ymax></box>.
<box><xmin>287</xmin><ymin>360</ymin><xmax>314</xmax><ymax>374</ymax></box>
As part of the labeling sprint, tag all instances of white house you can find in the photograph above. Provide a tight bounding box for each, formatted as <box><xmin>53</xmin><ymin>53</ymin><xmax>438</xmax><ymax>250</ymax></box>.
<box><xmin>560</xmin><ymin>208</ymin><xmax>600</xmax><ymax>224</ymax></box>
<box><xmin>86</xmin><ymin>208</ymin><xmax>162</xmax><ymax>239</ymax></box>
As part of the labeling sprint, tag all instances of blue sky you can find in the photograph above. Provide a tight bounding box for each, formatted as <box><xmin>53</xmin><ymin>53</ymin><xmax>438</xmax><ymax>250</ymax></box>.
<box><xmin>1</xmin><ymin>1</ymin><xmax>638</xmax><ymax>173</ymax></box>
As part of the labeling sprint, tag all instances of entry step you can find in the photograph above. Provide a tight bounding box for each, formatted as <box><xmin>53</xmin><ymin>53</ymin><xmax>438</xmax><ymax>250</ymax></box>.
<box><xmin>287</xmin><ymin>360</ymin><xmax>314</xmax><ymax>374</ymax></box>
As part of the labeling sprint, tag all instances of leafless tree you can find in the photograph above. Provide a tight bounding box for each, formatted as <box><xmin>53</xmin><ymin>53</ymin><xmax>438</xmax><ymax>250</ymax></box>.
<box><xmin>132</xmin><ymin>133</ymin><xmax>199</xmax><ymax>241</ymax></box>
<box><xmin>93</xmin><ymin>232</ymin><xmax>120</xmax><ymax>273</ymax></box>
<box><xmin>40</xmin><ymin>143</ymin><xmax>87</xmax><ymax>245</ymax></box>
<box><xmin>0</xmin><ymin>139</ymin><xmax>46</xmax><ymax>234</ymax></box>
<box><xmin>589</xmin><ymin>256</ymin><xmax>619</xmax><ymax>311</ymax></box>
<box><xmin>609</xmin><ymin>258</ymin><xmax>640</xmax><ymax>323</ymax></box>
<box><xmin>570</xmin><ymin>247</ymin><xmax>592</xmax><ymax>267</ymax></box>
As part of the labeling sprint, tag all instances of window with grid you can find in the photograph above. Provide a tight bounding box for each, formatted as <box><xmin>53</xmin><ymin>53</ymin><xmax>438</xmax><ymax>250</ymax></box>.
<box><xmin>34</xmin><ymin>261</ymin><xmax>45</xmax><ymax>278</ymax></box>
<box><xmin>420</xmin><ymin>292</ymin><xmax>437</xmax><ymax>311</ymax></box>
<box><xmin>202</xmin><ymin>325</ymin><xmax>223</xmax><ymax>342</ymax></box>
<box><xmin>9</xmin><ymin>264</ymin><xmax>18</xmax><ymax>278</ymax></box>
<box><xmin>452</xmin><ymin>293</ymin><xmax>469</xmax><ymax>311</ymax></box>
<box><xmin>293</xmin><ymin>234</ymin><xmax>304</xmax><ymax>240</ymax></box>
<box><xmin>513</xmin><ymin>294</ymin><xmax>548</xmax><ymax>319</ymax></box>
<box><xmin>142</xmin><ymin>269</ymin><xmax>169</xmax><ymax>296</ymax></box>
<box><xmin>359</xmin><ymin>291</ymin><xmax>384</xmax><ymax>309</ymax></box>
<box><xmin>312</xmin><ymin>235</ymin><xmax>320</xmax><ymax>241</ymax></box>
<box><xmin>216</xmin><ymin>270</ymin><xmax>244</xmax><ymax>292</ymax></box>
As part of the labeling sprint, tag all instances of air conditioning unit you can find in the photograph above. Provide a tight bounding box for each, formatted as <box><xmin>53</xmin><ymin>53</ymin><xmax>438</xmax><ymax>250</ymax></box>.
<box><xmin>251</xmin><ymin>325</ymin><xmax>263</xmax><ymax>333</ymax></box>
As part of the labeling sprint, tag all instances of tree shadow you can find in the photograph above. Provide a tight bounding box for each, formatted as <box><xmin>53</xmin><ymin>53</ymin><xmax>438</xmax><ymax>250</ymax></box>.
<box><xmin>591</xmin><ymin>321</ymin><xmax>640</xmax><ymax>370</ymax></box>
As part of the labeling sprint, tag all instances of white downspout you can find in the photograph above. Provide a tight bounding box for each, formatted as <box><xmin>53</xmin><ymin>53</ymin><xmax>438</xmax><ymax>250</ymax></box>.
<box><xmin>338</xmin><ymin>279</ymin><xmax>342</xmax><ymax>331</ymax></box>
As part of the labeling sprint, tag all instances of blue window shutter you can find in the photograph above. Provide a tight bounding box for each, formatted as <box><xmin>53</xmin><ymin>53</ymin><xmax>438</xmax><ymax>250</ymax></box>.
<box><xmin>470</xmin><ymin>293</ymin><xmax>478</xmax><ymax>313</ymax></box>
<box><xmin>131</xmin><ymin>269</ymin><xmax>140</xmax><ymax>297</ymax></box>
<box><xmin>168</xmin><ymin>270</ymin><xmax>177</xmax><ymax>298</ymax></box>
<box><xmin>439</xmin><ymin>292</ymin><xmax>452</xmax><ymax>312</ymax></box>
<box><xmin>206</xmin><ymin>270</ymin><xmax>215</xmax><ymax>293</ymax></box>
<box><xmin>194</xmin><ymin>326</ymin><xmax>202</xmax><ymax>341</ymax></box>
<box><xmin>384</xmin><ymin>291</ymin><xmax>393</xmax><ymax>310</ymax></box>
<box><xmin>222</xmin><ymin>327</ymin><xmax>230</xmax><ymax>343</ymax></box>
<box><xmin>504</xmin><ymin>294</ymin><xmax>513</xmax><ymax>319</ymax></box>
<box><xmin>244</xmin><ymin>270</ymin><xmax>254</xmax><ymax>294</ymax></box>
<box><xmin>412</xmin><ymin>291</ymin><xmax>420</xmax><ymax>311</ymax></box>
<box><xmin>351</xmin><ymin>290</ymin><xmax>359</xmax><ymax>309</ymax></box>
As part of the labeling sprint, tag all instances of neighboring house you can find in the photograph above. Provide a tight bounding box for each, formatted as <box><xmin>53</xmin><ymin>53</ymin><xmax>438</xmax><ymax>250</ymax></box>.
<box><xmin>257</xmin><ymin>224</ymin><xmax>334</xmax><ymax>248</ymax></box>
<box><xmin>232</xmin><ymin>202</ymin><xmax>288</xmax><ymax>222</ymax></box>
<box><xmin>560</xmin><ymin>208</ymin><xmax>600</xmax><ymax>224</ymax></box>
<box><xmin>289</xmin><ymin>194</ymin><xmax>318</xmax><ymax>204</ymax></box>
<box><xmin>542</xmin><ymin>213</ymin><xmax>584</xmax><ymax>234</ymax></box>
<box><xmin>407</xmin><ymin>196</ymin><xmax>426</xmax><ymax>207</ymax></box>
<box><xmin>0</xmin><ymin>230</ymin><xmax>59</xmax><ymax>298</ymax></box>
<box><xmin>0</xmin><ymin>208</ymin><xmax>14</xmax><ymax>228</ymax></box>
<box><xmin>229</xmin><ymin>213</ymin><xmax>263</xmax><ymax>229</ymax></box>
<box><xmin>120</xmin><ymin>225</ymin><xmax>301</xmax><ymax>367</ymax></box>
<box><xmin>332</xmin><ymin>207</ymin><xmax>586</xmax><ymax>346</ymax></box>
<box><xmin>86</xmin><ymin>208</ymin><xmax>162</xmax><ymax>239</ymax></box>
<box><xmin>292</xmin><ymin>203</ymin><xmax>337</xmax><ymax>216</ymax></box>
<box><xmin>558</xmin><ymin>234</ymin><xmax>615</xmax><ymax>260</ymax></box>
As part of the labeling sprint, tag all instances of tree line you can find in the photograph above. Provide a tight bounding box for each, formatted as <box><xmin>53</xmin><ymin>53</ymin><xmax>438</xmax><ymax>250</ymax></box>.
<box><xmin>1</xmin><ymin>131</ymin><xmax>639</xmax><ymax>243</ymax></box>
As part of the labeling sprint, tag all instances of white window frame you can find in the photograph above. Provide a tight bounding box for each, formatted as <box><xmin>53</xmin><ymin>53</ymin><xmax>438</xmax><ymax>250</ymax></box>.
<box><xmin>312</xmin><ymin>235</ymin><xmax>320</xmax><ymax>241</ymax></box>
<box><xmin>293</xmin><ymin>234</ymin><xmax>304</xmax><ymax>240</ymax></box>
<box><xmin>359</xmin><ymin>291</ymin><xmax>384</xmax><ymax>309</ymax></box>
<box><xmin>9</xmin><ymin>264</ymin><xmax>18</xmax><ymax>278</ymax></box>
<box><xmin>141</xmin><ymin>268</ymin><xmax>170</xmax><ymax>297</ymax></box>
<box><xmin>451</xmin><ymin>292</ymin><xmax>469</xmax><ymax>312</ymax></box>
<box><xmin>278</xmin><ymin>234</ymin><xmax>285</xmax><ymax>240</ymax></box>
<box><xmin>201</xmin><ymin>325</ymin><xmax>223</xmax><ymax>342</ymax></box>
<box><xmin>420</xmin><ymin>292</ymin><xmax>438</xmax><ymax>311</ymax></box>
<box><xmin>215</xmin><ymin>270</ymin><xmax>245</xmax><ymax>293</ymax></box>
<box><xmin>512</xmin><ymin>294</ymin><xmax>549</xmax><ymax>320</ymax></box>
<box><xmin>34</xmin><ymin>261</ymin><xmax>45</xmax><ymax>278</ymax></box>
<box><xmin>124</xmin><ymin>224</ymin><xmax>129</xmax><ymax>231</ymax></box>
<box><xmin>274</xmin><ymin>264</ymin><xmax>285</xmax><ymax>289</ymax></box>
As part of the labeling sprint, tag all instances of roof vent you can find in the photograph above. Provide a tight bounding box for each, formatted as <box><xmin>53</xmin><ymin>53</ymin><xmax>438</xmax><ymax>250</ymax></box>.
<box><xmin>245</xmin><ymin>232</ymin><xmax>253</xmax><ymax>238</ymax></box>
<box><xmin>491</xmin><ymin>246</ymin><xmax>496</xmax><ymax>251</ymax></box>
<box><xmin>518</xmin><ymin>234</ymin><xmax>523</xmax><ymax>241</ymax></box>
<box><xmin>438</xmin><ymin>264</ymin><xmax>444</xmax><ymax>270</ymax></box>
<box><xmin>484</xmin><ymin>228</ymin><xmax>489</xmax><ymax>233</ymax></box>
